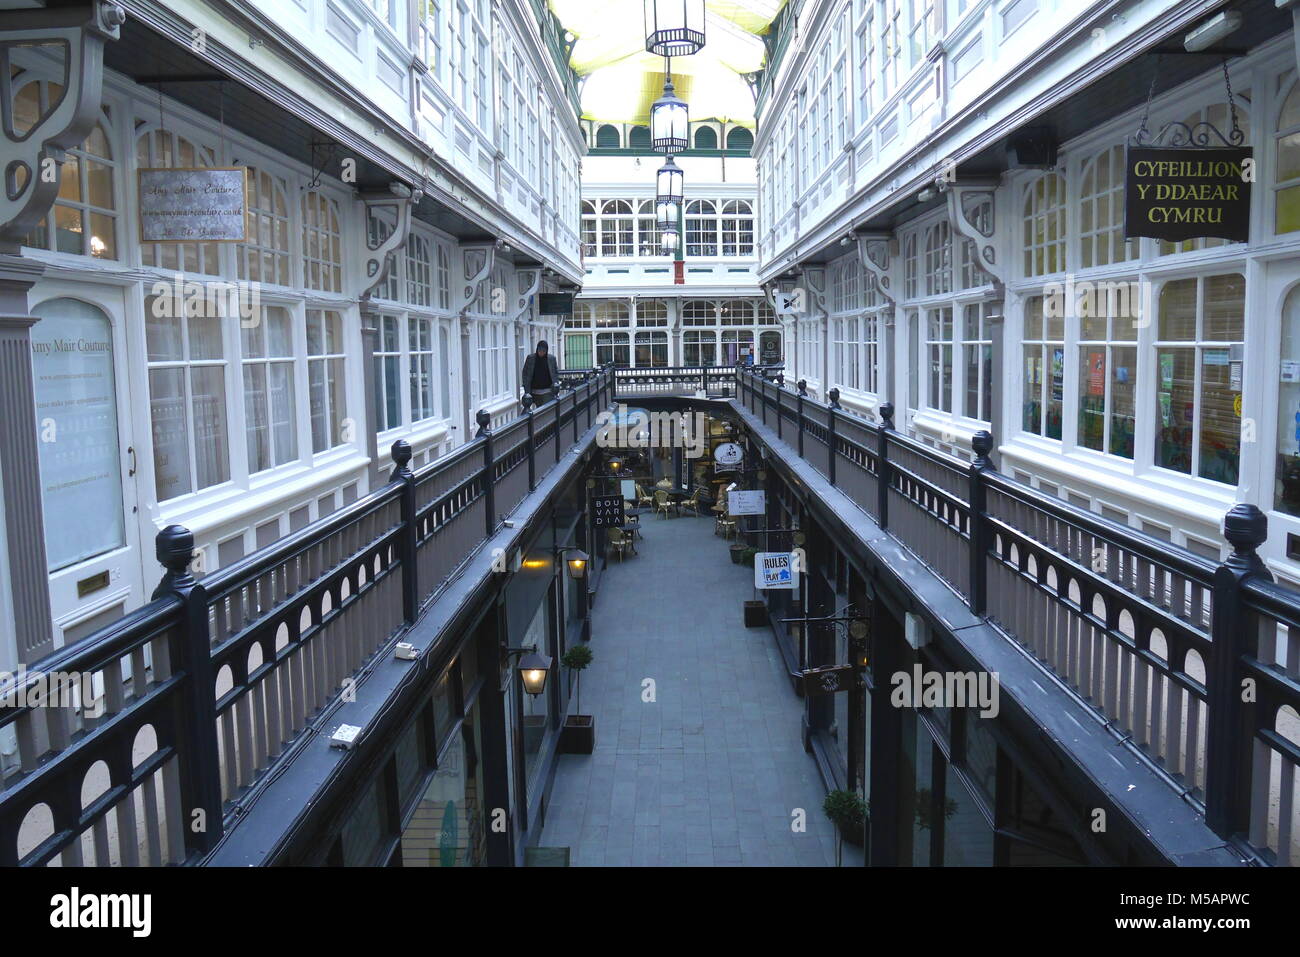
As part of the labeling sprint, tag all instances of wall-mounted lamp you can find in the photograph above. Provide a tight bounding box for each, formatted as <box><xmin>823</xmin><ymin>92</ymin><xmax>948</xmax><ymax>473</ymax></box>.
<box><xmin>505</xmin><ymin>644</ymin><xmax>552</xmax><ymax>696</ymax></box>
<box><xmin>560</xmin><ymin>548</ymin><xmax>590</xmax><ymax>580</ymax></box>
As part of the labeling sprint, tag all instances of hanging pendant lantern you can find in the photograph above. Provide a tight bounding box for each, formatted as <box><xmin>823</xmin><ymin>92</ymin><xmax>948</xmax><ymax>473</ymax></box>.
<box><xmin>650</xmin><ymin>76</ymin><xmax>689</xmax><ymax>154</ymax></box>
<box><xmin>660</xmin><ymin>229</ymin><xmax>679</xmax><ymax>254</ymax></box>
<box><xmin>655</xmin><ymin>156</ymin><xmax>684</xmax><ymax>207</ymax></box>
<box><xmin>655</xmin><ymin>199</ymin><xmax>679</xmax><ymax>233</ymax></box>
<box><xmin>644</xmin><ymin>0</ymin><xmax>706</xmax><ymax>57</ymax></box>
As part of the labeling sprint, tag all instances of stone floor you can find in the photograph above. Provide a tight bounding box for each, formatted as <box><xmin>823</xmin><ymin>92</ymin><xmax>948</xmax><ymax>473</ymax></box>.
<box><xmin>540</xmin><ymin>508</ymin><xmax>862</xmax><ymax>866</ymax></box>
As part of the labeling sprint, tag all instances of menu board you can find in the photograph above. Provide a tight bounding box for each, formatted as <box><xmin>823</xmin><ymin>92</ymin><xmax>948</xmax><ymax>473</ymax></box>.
<box><xmin>31</xmin><ymin>300</ymin><xmax>125</xmax><ymax>571</ymax></box>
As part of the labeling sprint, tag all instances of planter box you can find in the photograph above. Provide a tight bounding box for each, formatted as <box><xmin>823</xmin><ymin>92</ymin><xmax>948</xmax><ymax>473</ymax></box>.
<box><xmin>560</xmin><ymin>715</ymin><xmax>595</xmax><ymax>754</ymax></box>
<box><xmin>743</xmin><ymin>599</ymin><xmax>768</xmax><ymax>628</ymax></box>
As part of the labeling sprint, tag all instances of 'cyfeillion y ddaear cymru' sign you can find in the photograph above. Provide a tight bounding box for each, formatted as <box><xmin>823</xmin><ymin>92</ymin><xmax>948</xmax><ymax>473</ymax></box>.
<box><xmin>137</xmin><ymin>167</ymin><xmax>248</xmax><ymax>242</ymax></box>
<box><xmin>1124</xmin><ymin>147</ymin><xmax>1252</xmax><ymax>243</ymax></box>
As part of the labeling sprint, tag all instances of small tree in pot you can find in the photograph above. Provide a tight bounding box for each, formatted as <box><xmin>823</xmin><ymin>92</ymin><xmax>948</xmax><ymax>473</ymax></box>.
<box><xmin>560</xmin><ymin>644</ymin><xmax>595</xmax><ymax>754</ymax></box>
<box><xmin>823</xmin><ymin>789</ymin><xmax>868</xmax><ymax>865</ymax></box>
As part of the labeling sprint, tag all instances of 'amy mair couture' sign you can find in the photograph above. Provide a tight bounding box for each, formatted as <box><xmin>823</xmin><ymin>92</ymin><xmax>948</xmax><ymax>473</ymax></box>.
<box><xmin>1124</xmin><ymin>147</ymin><xmax>1252</xmax><ymax>243</ymax></box>
<box><xmin>137</xmin><ymin>167</ymin><xmax>248</xmax><ymax>242</ymax></box>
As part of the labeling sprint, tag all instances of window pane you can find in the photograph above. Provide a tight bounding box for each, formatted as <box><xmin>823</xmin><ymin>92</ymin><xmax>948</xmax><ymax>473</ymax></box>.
<box><xmin>190</xmin><ymin>365</ymin><xmax>230</xmax><ymax>489</ymax></box>
<box><xmin>942</xmin><ymin>764</ymin><xmax>995</xmax><ymax>866</ymax></box>
<box><xmin>1155</xmin><ymin>348</ymin><xmax>1194</xmax><ymax>474</ymax></box>
<box><xmin>1199</xmin><ymin>347</ymin><xmax>1239</xmax><ymax>484</ymax></box>
<box><xmin>150</xmin><ymin>367</ymin><xmax>191</xmax><ymax>500</ymax></box>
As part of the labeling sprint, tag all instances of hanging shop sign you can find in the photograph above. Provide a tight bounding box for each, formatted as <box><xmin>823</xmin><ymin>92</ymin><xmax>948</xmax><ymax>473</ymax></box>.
<box><xmin>1124</xmin><ymin>147</ymin><xmax>1252</xmax><ymax>243</ymax></box>
<box><xmin>728</xmin><ymin>489</ymin><xmax>765</xmax><ymax>515</ymax></box>
<box><xmin>537</xmin><ymin>293</ymin><xmax>574</xmax><ymax>316</ymax></box>
<box><xmin>754</xmin><ymin>551</ymin><xmax>798</xmax><ymax>590</ymax></box>
<box><xmin>798</xmin><ymin>663</ymin><xmax>858</xmax><ymax>696</ymax></box>
<box><xmin>713</xmin><ymin>441</ymin><xmax>744</xmax><ymax>471</ymax></box>
<box><xmin>589</xmin><ymin>493</ymin><xmax>625</xmax><ymax>528</ymax></box>
<box><xmin>137</xmin><ymin>167</ymin><xmax>248</xmax><ymax>242</ymax></box>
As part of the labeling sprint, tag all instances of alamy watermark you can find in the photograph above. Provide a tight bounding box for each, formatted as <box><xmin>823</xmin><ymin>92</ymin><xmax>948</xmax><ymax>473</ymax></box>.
<box><xmin>149</xmin><ymin>273</ymin><xmax>261</xmax><ymax>327</ymax></box>
<box><xmin>890</xmin><ymin>664</ymin><xmax>1000</xmax><ymax>718</ymax></box>
<box><xmin>595</xmin><ymin>404</ymin><xmax>707</xmax><ymax>459</ymax></box>
<box><xmin>0</xmin><ymin>667</ymin><xmax>96</xmax><ymax>713</ymax></box>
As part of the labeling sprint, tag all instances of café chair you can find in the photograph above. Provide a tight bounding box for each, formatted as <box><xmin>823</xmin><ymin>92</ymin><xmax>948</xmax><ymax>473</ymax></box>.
<box><xmin>654</xmin><ymin>490</ymin><xmax>675</xmax><ymax>518</ymax></box>
<box><xmin>607</xmin><ymin>526</ymin><xmax>633</xmax><ymax>561</ymax></box>
<box><xmin>635</xmin><ymin>483</ymin><xmax>655</xmax><ymax>508</ymax></box>
<box><xmin>680</xmin><ymin>488</ymin><xmax>704</xmax><ymax>517</ymax></box>
<box><xmin>716</xmin><ymin>510</ymin><xmax>737</xmax><ymax>540</ymax></box>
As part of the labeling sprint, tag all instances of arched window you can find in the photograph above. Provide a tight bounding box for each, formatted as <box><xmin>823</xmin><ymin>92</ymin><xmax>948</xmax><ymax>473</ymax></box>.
<box><xmin>721</xmin><ymin>200</ymin><xmax>753</xmax><ymax>256</ymax></box>
<box><xmin>1278</xmin><ymin>82</ymin><xmax>1300</xmax><ymax>233</ymax></box>
<box><xmin>628</xmin><ymin>125</ymin><xmax>651</xmax><ymax>149</ymax></box>
<box><xmin>137</xmin><ymin>126</ymin><xmax>220</xmax><ymax>275</ymax></box>
<box><xmin>682</xmin><ymin>300</ymin><xmax>717</xmax><ymax>325</ymax></box>
<box><xmin>924</xmin><ymin>220</ymin><xmax>953</xmax><ymax>296</ymax></box>
<box><xmin>1079</xmin><ymin>146</ymin><xmax>1134</xmax><ymax>268</ymax></box>
<box><xmin>720</xmin><ymin>300</ymin><xmax>754</xmax><ymax>325</ymax></box>
<box><xmin>693</xmin><ymin>126</ymin><xmax>718</xmax><ymax>150</ymax></box>
<box><xmin>580</xmin><ymin>199</ymin><xmax>597</xmax><ymax>256</ymax></box>
<box><xmin>1023</xmin><ymin>172</ymin><xmax>1066</xmax><ymax>277</ymax></box>
<box><xmin>637</xmin><ymin>200</ymin><xmax>660</xmax><ymax>256</ymax></box>
<box><xmin>239</xmin><ymin>166</ymin><xmax>291</xmax><ymax>285</ymax></box>
<box><xmin>16</xmin><ymin>76</ymin><xmax>117</xmax><ymax>259</ymax></box>
<box><xmin>406</xmin><ymin>233</ymin><xmax>433</xmax><ymax>306</ymax></box>
<box><xmin>903</xmin><ymin>233</ymin><xmax>918</xmax><ymax>298</ymax></box>
<box><xmin>594</xmin><ymin>300</ymin><xmax>630</xmax><ymax>327</ymax></box>
<box><xmin>595</xmin><ymin>124</ymin><xmax>621</xmax><ymax>148</ymax></box>
<box><xmin>686</xmin><ymin>200</ymin><xmax>719</xmax><ymax>256</ymax></box>
<box><xmin>599</xmin><ymin>200</ymin><xmax>634</xmax><ymax>256</ymax></box>
<box><xmin>636</xmin><ymin>300</ymin><xmax>668</xmax><ymax>326</ymax></box>
<box><xmin>435</xmin><ymin>242</ymin><xmax>451</xmax><ymax>309</ymax></box>
<box><xmin>303</xmin><ymin>191</ymin><xmax>343</xmax><ymax>292</ymax></box>
<box><xmin>726</xmin><ymin>127</ymin><xmax>754</xmax><ymax>152</ymax></box>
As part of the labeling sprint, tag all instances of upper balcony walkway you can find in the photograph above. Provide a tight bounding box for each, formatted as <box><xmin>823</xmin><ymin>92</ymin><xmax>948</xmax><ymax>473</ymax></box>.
<box><xmin>2</xmin><ymin>366</ymin><xmax>1297</xmax><ymax>866</ymax></box>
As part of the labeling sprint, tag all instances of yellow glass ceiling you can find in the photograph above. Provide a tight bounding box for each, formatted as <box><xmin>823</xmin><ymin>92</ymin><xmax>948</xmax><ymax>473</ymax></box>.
<box><xmin>548</xmin><ymin>0</ymin><xmax>785</xmax><ymax>127</ymax></box>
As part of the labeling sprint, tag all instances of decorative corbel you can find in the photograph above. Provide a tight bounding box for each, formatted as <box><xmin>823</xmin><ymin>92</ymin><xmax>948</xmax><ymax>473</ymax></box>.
<box><xmin>800</xmin><ymin>267</ymin><xmax>829</xmax><ymax>325</ymax></box>
<box><xmin>855</xmin><ymin>231</ymin><xmax>898</xmax><ymax>305</ymax></box>
<box><xmin>940</xmin><ymin>176</ymin><xmax>1005</xmax><ymax>293</ymax></box>
<box><xmin>456</xmin><ymin>240</ymin><xmax>502</xmax><ymax>317</ymax></box>
<box><xmin>511</xmin><ymin>267</ymin><xmax>542</xmax><ymax>325</ymax></box>
<box><xmin>0</xmin><ymin>2</ymin><xmax>124</xmax><ymax>249</ymax></box>
<box><xmin>357</xmin><ymin>182</ymin><xmax>422</xmax><ymax>300</ymax></box>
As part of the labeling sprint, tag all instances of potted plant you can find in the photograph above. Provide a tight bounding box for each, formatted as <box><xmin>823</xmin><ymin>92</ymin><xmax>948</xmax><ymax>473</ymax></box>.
<box><xmin>823</xmin><ymin>789</ymin><xmax>868</xmax><ymax>865</ymax></box>
<box><xmin>914</xmin><ymin>787</ymin><xmax>959</xmax><ymax>832</ymax></box>
<box><xmin>559</xmin><ymin>644</ymin><xmax>595</xmax><ymax>754</ymax></box>
<box><xmin>729</xmin><ymin>543</ymin><xmax>747</xmax><ymax>564</ymax></box>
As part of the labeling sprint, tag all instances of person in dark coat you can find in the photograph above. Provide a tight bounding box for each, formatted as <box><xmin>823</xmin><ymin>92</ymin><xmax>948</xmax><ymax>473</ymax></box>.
<box><xmin>522</xmin><ymin>340</ymin><xmax>560</xmax><ymax>406</ymax></box>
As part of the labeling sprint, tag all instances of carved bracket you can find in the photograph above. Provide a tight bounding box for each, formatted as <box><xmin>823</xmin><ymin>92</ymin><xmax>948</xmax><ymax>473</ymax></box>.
<box><xmin>942</xmin><ymin>178</ymin><xmax>1005</xmax><ymax>291</ymax></box>
<box><xmin>856</xmin><ymin>232</ymin><xmax>898</xmax><ymax>305</ymax></box>
<box><xmin>0</xmin><ymin>2</ymin><xmax>123</xmax><ymax>248</ymax></box>
<box><xmin>456</xmin><ymin>241</ymin><xmax>500</xmax><ymax>317</ymax></box>
<box><xmin>511</xmin><ymin>268</ymin><xmax>541</xmax><ymax>325</ymax></box>
<box><xmin>357</xmin><ymin>182</ymin><xmax>422</xmax><ymax>302</ymax></box>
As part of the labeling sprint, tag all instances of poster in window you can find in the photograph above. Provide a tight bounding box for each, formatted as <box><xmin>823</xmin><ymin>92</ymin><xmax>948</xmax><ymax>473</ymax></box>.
<box><xmin>1088</xmin><ymin>352</ymin><xmax>1105</xmax><ymax>396</ymax></box>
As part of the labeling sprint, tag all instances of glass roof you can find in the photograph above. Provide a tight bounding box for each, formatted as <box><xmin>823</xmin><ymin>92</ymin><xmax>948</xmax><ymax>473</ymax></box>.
<box><xmin>548</xmin><ymin>1</ymin><xmax>785</xmax><ymax>128</ymax></box>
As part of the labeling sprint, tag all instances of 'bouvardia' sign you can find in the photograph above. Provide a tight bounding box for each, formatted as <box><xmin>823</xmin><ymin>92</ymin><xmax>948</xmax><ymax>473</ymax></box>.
<box><xmin>1124</xmin><ymin>147</ymin><xmax>1252</xmax><ymax>243</ymax></box>
<box><xmin>138</xmin><ymin>167</ymin><xmax>248</xmax><ymax>242</ymax></box>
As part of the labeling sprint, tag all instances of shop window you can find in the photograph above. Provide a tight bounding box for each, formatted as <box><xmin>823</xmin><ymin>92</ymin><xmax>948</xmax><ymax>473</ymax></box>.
<box><xmin>242</xmin><ymin>305</ymin><xmax>298</xmax><ymax>473</ymax></box>
<box><xmin>596</xmin><ymin>331</ymin><xmax>630</xmax><ymax>367</ymax></box>
<box><xmin>925</xmin><ymin>307</ymin><xmax>954</xmax><ymax>413</ymax></box>
<box><xmin>684</xmin><ymin>329</ymin><xmax>717</xmax><ymax>366</ymax></box>
<box><xmin>1160</xmin><ymin>99</ymin><xmax>1250</xmax><ymax>254</ymax></box>
<box><xmin>306</xmin><ymin>309</ymin><xmax>349</xmax><ymax>453</ymax></box>
<box><xmin>145</xmin><ymin>291</ymin><xmax>231</xmax><ymax>500</ymax></box>
<box><xmin>941</xmin><ymin>761</ymin><xmax>995</xmax><ymax>866</ymax></box>
<box><xmin>16</xmin><ymin>78</ymin><xmax>116</xmax><ymax>260</ymax></box>
<box><xmin>634</xmin><ymin>330</ymin><xmax>668</xmax><ymax>367</ymax></box>
<box><xmin>1078</xmin><ymin>146</ymin><xmax>1135</xmax><ymax>268</ymax></box>
<box><xmin>721</xmin><ymin>328</ymin><xmax>754</xmax><ymax>365</ymax></box>
<box><xmin>962</xmin><ymin>303</ymin><xmax>994</xmax><ymax>422</ymax></box>
<box><xmin>599</xmin><ymin>199</ymin><xmax>634</xmax><ymax>257</ymax></box>
<box><xmin>1022</xmin><ymin>172</ymin><xmax>1066</xmax><ymax>277</ymax></box>
<box><xmin>1154</xmin><ymin>274</ymin><xmax>1244</xmax><ymax>485</ymax></box>
<box><xmin>137</xmin><ymin>127</ymin><xmax>220</xmax><ymax>276</ymax></box>
<box><xmin>239</xmin><ymin>166</ymin><xmax>291</xmax><ymax>285</ymax></box>
<box><xmin>303</xmin><ymin>191</ymin><xmax>344</xmax><ymax>293</ymax></box>
<box><xmin>1022</xmin><ymin>295</ymin><xmax>1064</xmax><ymax>440</ymax></box>
<box><xmin>411</xmin><ymin>316</ymin><xmax>438</xmax><ymax>422</ymax></box>
<box><xmin>924</xmin><ymin>220</ymin><xmax>953</xmax><ymax>296</ymax></box>
<box><xmin>1276</xmin><ymin>285</ymin><xmax>1300</xmax><ymax>516</ymax></box>
<box><xmin>1077</xmin><ymin>284</ymin><xmax>1138</xmax><ymax>459</ymax></box>
<box><xmin>563</xmin><ymin>332</ymin><xmax>593</xmax><ymax>369</ymax></box>
<box><xmin>1002</xmin><ymin>764</ymin><xmax>1087</xmax><ymax>866</ymax></box>
<box><xmin>374</xmin><ymin>315</ymin><xmax>401</xmax><ymax>432</ymax></box>
<box><xmin>1277</xmin><ymin>82</ymin><xmax>1300</xmax><ymax>233</ymax></box>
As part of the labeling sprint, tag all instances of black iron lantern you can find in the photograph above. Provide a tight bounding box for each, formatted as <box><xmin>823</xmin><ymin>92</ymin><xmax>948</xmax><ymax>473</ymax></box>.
<box><xmin>650</xmin><ymin>76</ymin><xmax>689</xmax><ymax>154</ymax></box>
<box><xmin>644</xmin><ymin>0</ymin><xmax>706</xmax><ymax>57</ymax></box>
<box><xmin>656</xmin><ymin>156</ymin><xmax>683</xmax><ymax>206</ymax></box>
<box><xmin>517</xmin><ymin>649</ymin><xmax>552</xmax><ymax>696</ymax></box>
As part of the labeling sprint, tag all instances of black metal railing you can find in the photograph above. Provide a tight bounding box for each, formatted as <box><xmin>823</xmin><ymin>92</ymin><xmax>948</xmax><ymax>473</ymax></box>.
<box><xmin>730</xmin><ymin>367</ymin><xmax>1300</xmax><ymax>866</ymax></box>
<box><xmin>0</xmin><ymin>371</ymin><xmax>613</xmax><ymax>867</ymax></box>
